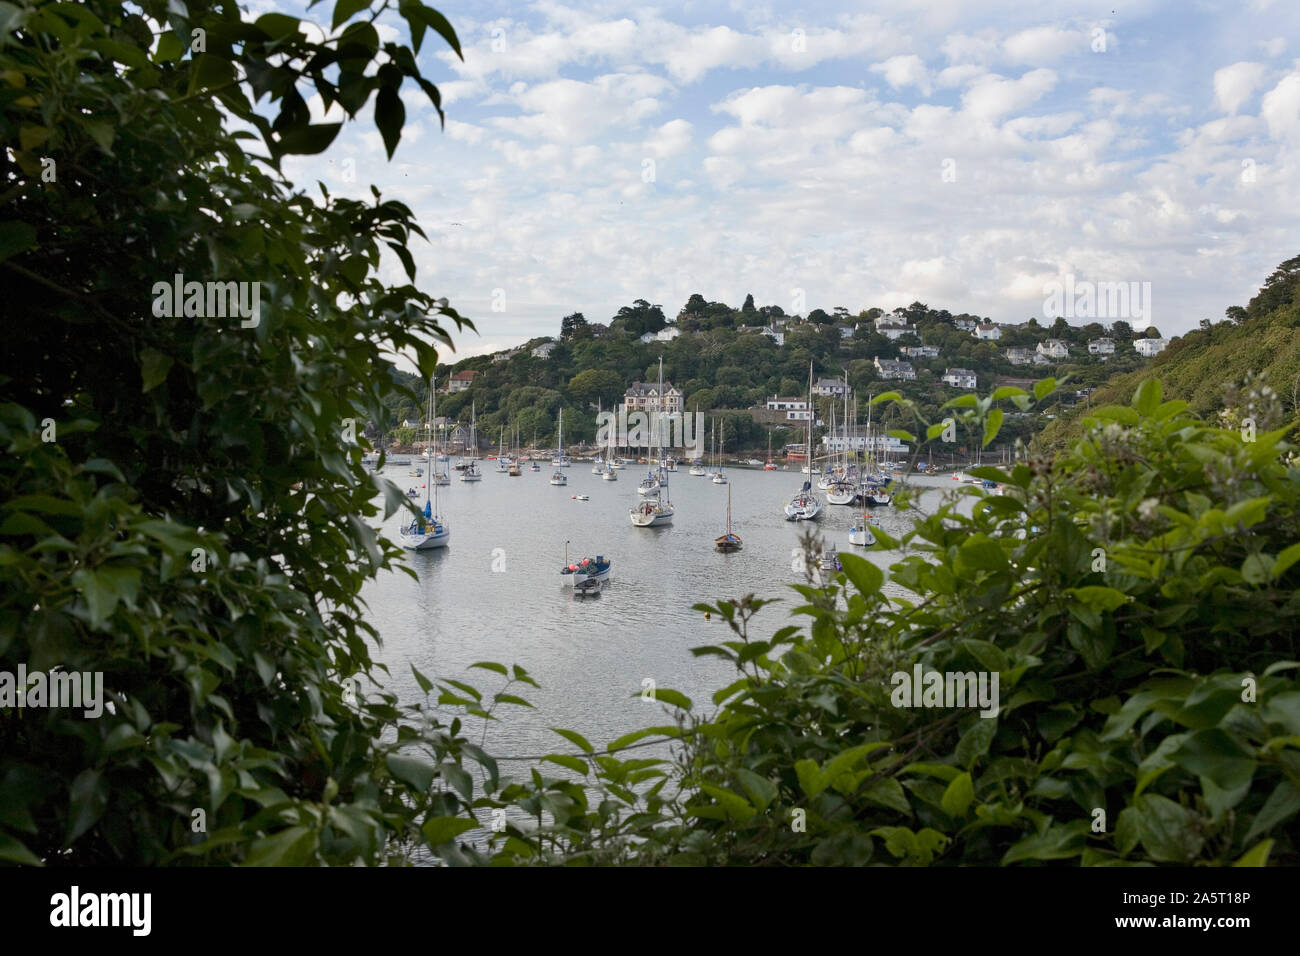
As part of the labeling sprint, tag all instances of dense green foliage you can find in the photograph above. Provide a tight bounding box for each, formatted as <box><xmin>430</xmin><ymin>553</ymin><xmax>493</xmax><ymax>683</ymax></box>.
<box><xmin>0</xmin><ymin>0</ymin><xmax>484</xmax><ymax>865</ymax></box>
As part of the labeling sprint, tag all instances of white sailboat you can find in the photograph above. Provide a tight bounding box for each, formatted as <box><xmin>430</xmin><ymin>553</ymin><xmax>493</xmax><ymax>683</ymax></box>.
<box><xmin>460</xmin><ymin>402</ymin><xmax>482</xmax><ymax>481</ymax></box>
<box><xmin>784</xmin><ymin>362</ymin><xmax>822</xmax><ymax>521</ymax></box>
<box><xmin>552</xmin><ymin>409</ymin><xmax>570</xmax><ymax>467</ymax></box>
<box><xmin>630</xmin><ymin>359</ymin><xmax>674</xmax><ymax>527</ymax></box>
<box><xmin>400</xmin><ymin>376</ymin><xmax>450</xmax><ymax>550</ymax></box>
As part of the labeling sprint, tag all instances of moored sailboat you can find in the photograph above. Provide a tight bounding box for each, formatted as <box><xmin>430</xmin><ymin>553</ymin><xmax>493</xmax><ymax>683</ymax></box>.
<box><xmin>400</xmin><ymin>377</ymin><xmax>450</xmax><ymax>550</ymax></box>
<box><xmin>715</xmin><ymin>483</ymin><xmax>742</xmax><ymax>552</ymax></box>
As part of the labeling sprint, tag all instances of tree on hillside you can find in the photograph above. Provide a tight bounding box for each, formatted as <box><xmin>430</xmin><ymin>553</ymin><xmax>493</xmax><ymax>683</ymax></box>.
<box><xmin>1111</xmin><ymin>320</ymin><xmax>1134</xmax><ymax>341</ymax></box>
<box><xmin>742</xmin><ymin>293</ymin><xmax>756</xmax><ymax>313</ymax></box>
<box><xmin>567</xmin><ymin>368</ymin><xmax>624</xmax><ymax>408</ymax></box>
<box><xmin>1246</xmin><ymin>254</ymin><xmax>1300</xmax><ymax>319</ymax></box>
<box><xmin>1051</xmin><ymin>316</ymin><xmax>1071</xmax><ymax>338</ymax></box>
<box><xmin>807</xmin><ymin>308</ymin><xmax>834</xmax><ymax>325</ymax></box>
<box><xmin>560</xmin><ymin>311</ymin><xmax>590</xmax><ymax>341</ymax></box>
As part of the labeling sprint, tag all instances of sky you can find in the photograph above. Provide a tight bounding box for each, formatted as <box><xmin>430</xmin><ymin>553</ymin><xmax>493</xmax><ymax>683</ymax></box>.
<box><xmin>265</xmin><ymin>0</ymin><xmax>1300</xmax><ymax>358</ymax></box>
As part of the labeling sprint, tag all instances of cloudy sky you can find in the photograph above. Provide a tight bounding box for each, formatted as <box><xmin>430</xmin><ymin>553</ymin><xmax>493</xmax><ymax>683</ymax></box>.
<box><xmin>274</xmin><ymin>0</ymin><xmax>1300</xmax><ymax>357</ymax></box>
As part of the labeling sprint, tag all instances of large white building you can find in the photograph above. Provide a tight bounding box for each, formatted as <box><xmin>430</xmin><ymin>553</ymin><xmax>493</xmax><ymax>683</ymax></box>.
<box><xmin>1036</xmin><ymin>339</ymin><xmax>1069</xmax><ymax>359</ymax></box>
<box><xmin>1088</xmin><ymin>337</ymin><xmax>1115</xmax><ymax>355</ymax></box>
<box><xmin>942</xmin><ymin>368</ymin><xmax>977</xmax><ymax>389</ymax></box>
<box><xmin>1134</xmin><ymin>338</ymin><xmax>1168</xmax><ymax>357</ymax></box>
<box><xmin>765</xmin><ymin>396</ymin><xmax>811</xmax><ymax>420</ymax></box>
<box><xmin>973</xmin><ymin>322</ymin><xmax>1002</xmax><ymax>341</ymax></box>
<box><xmin>624</xmin><ymin>380</ymin><xmax>683</xmax><ymax>413</ymax></box>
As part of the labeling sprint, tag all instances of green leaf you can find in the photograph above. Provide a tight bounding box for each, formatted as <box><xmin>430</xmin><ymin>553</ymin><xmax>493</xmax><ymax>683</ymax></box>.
<box><xmin>795</xmin><ymin>759</ymin><xmax>828</xmax><ymax>799</ymax></box>
<box><xmin>543</xmin><ymin>754</ymin><xmax>588</xmax><ymax>774</ymax></box>
<box><xmin>1133</xmin><ymin>378</ymin><xmax>1162</xmax><ymax>416</ymax></box>
<box><xmin>734</xmin><ymin>768</ymin><xmax>777</xmax><ymax>812</ymax></box>
<box><xmin>1169</xmin><ymin>729</ymin><xmax>1256</xmax><ymax>791</ymax></box>
<box><xmin>1271</xmin><ymin>542</ymin><xmax>1300</xmax><ymax>579</ymax></box>
<box><xmin>956</xmin><ymin>718</ymin><xmax>997</xmax><ymax>768</ymax></box>
<box><xmin>886</xmin><ymin>429</ymin><xmax>915</xmax><ymax>442</ymax></box>
<box><xmin>982</xmin><ymin>408</ymin><xmax>1003</xmax><ymax>447</ymax></box>
<box><xmin>242</xmin><ymin>826</ymin><xmax>316</xmax><ymax>866</ymax></box>
<box><xmin>255</xmin><ymin>13</ymin><xmax>301</xmax><ymax>40</ymax></box>
<box><xmin>411</xmin><ymin>3</ymin><xmax>462</xmax><ymax>58</ymax></box>
<box><xmin>410</xmin><ymin>664</ymin><xmax>433</xmax><ymax>693</ymax></box>
<box><xmin>1233</xmin><ymin>839</ymin><xmax>1273</xmax><ymax>867</ymax></box>
<box><xmin>1134</xmin><ymin>794</ymin><xmax>1204</xmax><ymax>862</ymax></box>
<box><xmin>470</xmin><ymin>661</ymin><xmax>508</xmax><ymax>675</ymax></box>
<box><xmin>275</xmin><ymin>123</ymin><xmax>342</xmax><ymax>157</ymax></box>
<box><xmin>1066</xmin><ymin>586</ymin><xmax>1129</xmax><ymax>613</ymax></box>
<box><xmin>941</xmin><ymin>772</ymin><xmax>974</xmax><ymax>817</ymax></box>
<box><xmin>1032</xmin><ymin>378</ymin><xmax>1056</xmax><ymax>400</ymax></box>
<box><xmin>332</xmin><ymin>0</ymin><xmax>371</xmax><ymax>29</ymax></box>
<box><xmin>1243</xmin><ymin>781</ymin><xmax>1300</xmax><ymax>844</ymax></box>
<box><xmin>386</xmin><ymin>754</ymin><xmax>436</xmax><ymax>792</ymax></box>
<box><xmin>550</xmin><ymin>727</ymin><xmax>593</xmax><ymax>753</ymax></box>
<box><xmin>861</xmin><ymin>777</ymin><xmax>911</xmax><ymax>814</ymax></box>
<box><xmin>837</xmin><ymin>551</ymin><xmax>883</xmax><ymax>596</ymax></box>
<box><xmin>421</xmin><ymin>815</ymin><xmax>476</xmax><ymax>846</ymax></box>
<box><xmin>374</xmin><ymin>84</ymin><xmax>404</xmax><ymax>159</ymax></box>
<box><xmin>0</xmin><ymin>833</ymin><xmax>41</xmax><ymax>866</ymax></box>
<box><xmin>1002</xmin><ymin>819</ymin><xmax>1088</xmax><ymax>863</ymax></box>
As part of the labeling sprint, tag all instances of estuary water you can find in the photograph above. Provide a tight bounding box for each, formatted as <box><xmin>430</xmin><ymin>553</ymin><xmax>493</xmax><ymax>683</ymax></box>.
<box><xmin>359</xmin><ymin>464</ymin><xmax>974</xmax><ymax>763</ymax></box>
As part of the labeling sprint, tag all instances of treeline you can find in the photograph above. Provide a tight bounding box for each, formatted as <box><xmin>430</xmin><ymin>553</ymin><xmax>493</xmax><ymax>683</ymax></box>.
<box><xmin>381</xmin><ymin>297</ymin><xmax>1155</xmax><ymax>455</ymax></box>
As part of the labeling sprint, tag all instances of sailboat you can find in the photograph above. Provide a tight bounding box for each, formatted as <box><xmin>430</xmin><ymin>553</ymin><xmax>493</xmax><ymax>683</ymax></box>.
<box><xmin>552</xmin><ymin>409</ymin><xmax>570</xmax><ymax>467</ymax></box>
<box><xmin>764</xmin><ymin>433</ymin><xmax>777</xmax><ymax>470</ymax></box>
<box><xmin>601</xmin><ymin>416</ymin><xmax>619</xmax><ymax>480</ymax></box>
<box><xmin>399</xmin><ymin>376</ymin><xmax>450</xmax><ymax>550</ymax></box>
<box><xmin>630</xmin><ymin>359</ymin><xmax>674</xmax><ymax>527</ymax></box>
<box><xmin>715</xmin><ymin>483</ymin><xmax>742</xmax><ymax>552</ymax></box>
<box><xmin>495</xmin><ymin>425</ymin><xmax>508</xmax><ymax>473</ymax></box>
<box><xmin>712</xmin><ymin>423</ymin><xmax>728</xmax><ymax>484</ymax></box>
<box><xmin>689</xmin><ymin>407</ymin><xmax>708</xmax><ymax>476</ymax></box>
<box><xmin>460</xmin><ymin>403</ymin><xmax>482</xmax><ymax>481</ymax></box>
<box><xmin>784</xmin><ymin>363</ymin><xmax>822</xmax><ymax>521</ymax></box>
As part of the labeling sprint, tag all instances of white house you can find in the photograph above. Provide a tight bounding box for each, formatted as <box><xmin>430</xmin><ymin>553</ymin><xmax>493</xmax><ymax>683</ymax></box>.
<box><xmin>874</xmin><ymin>357</ymin><xmax>916</xmax><ymax>381</ymax></box>
<box><xmin>492</xmin><ymin>347</ymin><xmax>522</xmax><ymax>364</ymax></box>
<box><xmin>1004</xmin><ymin>347</ymin><xmax>1039</xmax><ymax>366</ymax></box>
<box><xmin>1088</xmin><ymin>337</ymin><xmax>1115</xmax><ymax>355</ymax></box>
<box><xmin>876</xmin><ymin>313</ymin><xmax>910</xmax><ymax>329</ymax></box>
<box><xmin>531</xmin><ymin>341</ymin><xmax>557</xmax><ymax>358</ymax></box>
<box><xmin>823</xmin><ymin>434</ymin><xmax>909</xmax><ymax>455</ymax></box>
<box><xmin>1036</xmin><ymin>339</ymin><xmax>1069</xmax><ymax>359</ymax></box>
<box><xmin>449</xmin><ymin>370</ymin><xmax>477</xmax><ymax>392</ymax></box>
<box><xmin>879</xmin><ymin>324</ymin><xmax>915</xmax><ymax>341</ymax></box>
<box><xmin>953</xmin><ymin>318</ymin><xmax>977</xmax><ymax>332</ymax></box>
<box><xmin>760</xmin><ymin>326</ymin><xmax>785</xmax><ymax>346</ymax></box>
<box><xmin>973</xmin><ymin>322</ymin><xmax>1002</xmax><ymax>341</ymax></box>
<box><xmin>901</xmin><ymin>345</ymin><xmax>940</xmax><ymax>359</ymax></box>
<box><xmin>655</xmin><ymin>327</ymin><xmax>681</xmax><ymax>342</ymax></box>
<box><xmin>1134</xmin><ymin>338</ymin><xmax>1168</xmax><ymax>357</ymax></box>
<box><xmin>813</xmin><ymin>377</ymin><xmax>849</xmax><ymax>397</ymax></box>
<box><xmin>942</xmin><ymin>368</ymin><xmax>977</xmax><ymax>389</ymax></box>
<box><xmin>638</xmin><ymin>331</ymin><xmax>657</xmax><ymax>344</ymax></box>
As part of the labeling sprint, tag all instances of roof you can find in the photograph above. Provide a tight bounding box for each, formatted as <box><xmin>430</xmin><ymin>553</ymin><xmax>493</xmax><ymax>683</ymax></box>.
<box><xmin>944</xmin><ymin>368</ymin><xmax>975</xmax><ymax>376</ymax></box>
<box><xmin>625</xmin><ymin>381</ymin><xmax>680</xmax><ymax>396</ymax></box>
<box><xmin>452</xmin><ymin>370</ymin><xmax>477</xmax><ymax>380</ymax></box>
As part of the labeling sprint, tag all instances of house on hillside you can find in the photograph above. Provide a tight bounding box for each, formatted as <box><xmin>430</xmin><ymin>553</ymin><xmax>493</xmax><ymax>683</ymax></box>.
<box><xmin>449</xmin><ymin>370</ymin><xmax>477</xmax><ymax>392</ymax></box>
<box><xmin>531</xmin><ymin>341</ymin><xmax>557</xmax><ymax>358</ymax></box>
<box><xmin>1004</xmin><ymin>347</ymin><xmax>1046</xmax><ymax>366</ymax></box>
<box><xmin>901</xmin><ymin>345</ymin><xmax>940</xmax><ymax>360</ymax></box>
<box><xmin>624</xmin><ymin>380</ymin><xmax>683</xmax><ymax>413</ymax></box>
<box><xmin>879</xmin><ymin>324</ymin><xmax>915</xmax><ymax>341</ymax></box>
<box><xmin>874</xmin><ymin>357</ymin><xmax>916</xmax><ymax>381</ymax></box>
<box><xmin>655</xmin><ymin>327</ymin><xmax>681</xmax><ymax>342</ymax></box>
<box><xmin>973</xmin><ymin>322</ymin><xmax>1002</xmax><ymax>341</ymax></box>
<box><xmin>764</xmin><ymin>397</ymin><xmax>811</xmax><ymax>421</ymax></box>
<box><xmin>942</xmin><ymin>368</ymin><xmax>977</xmax><ymax>389</ymax></box>
<box><xmin>953</xmin><ymin>318</ymin><xmax>978</xmax><ymax>332</ymax></box>
<box><xmin>1134</xmin><ymin>338</ymin><xmax>1168</xmax><ymax>357</ymax></box>
<box><xmin>1088</xmin><ymin>337</ymin><xmax>1115</xmax><ymax>355</ymax></box>
<box><xmin>1036</xmin><ymin>339</ymin><xmax>1069</xmax><ymax>359</ymax></box>
<box><xmin>760</xmin><ymin>326</ymin><xmax>785</xmax><ymax>346</ymax></box>
<box><xmin>814</xmin><ymin>377</ymin><xmax>849</xmax><ymax>397</ymax></box>
<box><xmin>492</xmin><ymin>347</ymin><xmax>523</xmax><ymax>364</ymax></box>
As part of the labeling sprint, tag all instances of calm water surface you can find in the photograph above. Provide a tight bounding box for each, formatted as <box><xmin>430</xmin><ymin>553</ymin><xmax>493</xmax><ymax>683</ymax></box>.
<box><xmin>360</xmin><ymin>465</ymin><xmax>976</xmax><ymax>761</ymax></box>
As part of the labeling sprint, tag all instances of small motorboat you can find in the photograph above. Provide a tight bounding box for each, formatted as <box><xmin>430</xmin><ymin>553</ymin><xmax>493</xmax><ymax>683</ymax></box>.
<box><xmin>549</xmin><ymin>470</ymin><xmax>567</xmax><ymax>486</ymax></box>
<box><xmin>407</xmin><ymin>487</ymin><xmax>420</xmax><ymax>498</ymax></box>
<box><xmin>572</xmin><ymin>494</ymin><xmax>589</xmax><ymax>501</ymax></box>
<box><xmin>561</xmin><ymin>554</ymin><xmax>612</xmax><ymax>585</ymax></box>
<box><xmin>849</xmin><ymin>513</ymin><xmax>879</xmax><ymax>546</ymax></box>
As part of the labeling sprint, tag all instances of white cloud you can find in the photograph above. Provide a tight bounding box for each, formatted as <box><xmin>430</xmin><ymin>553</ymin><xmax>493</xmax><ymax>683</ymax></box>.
<box><xmin>961</xmin><ymin>69</ymin><xmax>1057</xmax><ymax>122</ymax></box>
<box><xmin>870</xmin><ymin>55</ymin><xmax>932</xmax><ymax>95</ymax></box>
<box><xmin>644</xmin><ymin>119</ymin><xmax>693</xmax><ymax>158</ymax></box>
<box><xmin>1003</xmin><ymin>27</ymin><xmax>1083</xmax><ymax>64</ymax></box>
<box><xmin>1260</xmin><ymin>72</ymin><xmax>1300</xmax><ymax>141</ymax></box>
<box><xmin>1213</xmin><ymin>61</ymin><xmax>1269</xmax><ymax>113</ymax></box>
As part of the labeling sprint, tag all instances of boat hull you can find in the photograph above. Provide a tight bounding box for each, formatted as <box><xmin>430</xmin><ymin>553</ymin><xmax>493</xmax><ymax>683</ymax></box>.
<box><xmin>630</xmin><ymin>506</ymin><xmax>673</xmax><ymax>527</ymax></box>
<box><xmin>399</xmin><ymin>527</ymin><xmax>450</xmax><ymax>550</ymax></box>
